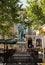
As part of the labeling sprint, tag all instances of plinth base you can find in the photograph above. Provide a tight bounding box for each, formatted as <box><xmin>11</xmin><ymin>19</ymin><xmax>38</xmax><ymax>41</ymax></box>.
<box><xmin>16</xmin><ymin>41</ymin><xmax>27</xmax><ymax>52</ymax></box>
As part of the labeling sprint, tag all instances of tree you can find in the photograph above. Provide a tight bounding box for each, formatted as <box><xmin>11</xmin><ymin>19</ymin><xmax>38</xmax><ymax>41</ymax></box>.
<box><xmin>25</xmin><ymin>0</ymin><xmax>45</xmax><ymax>29</ymax></box>
<box><xmin>0</xmin><ymin>0</ymin><xmax>21</xmax><ymax>39</ymax></box>
<box><xmin>0</xmin><ymin>0</ymin><xmax>20</xmax><ymax>23</ymax></box>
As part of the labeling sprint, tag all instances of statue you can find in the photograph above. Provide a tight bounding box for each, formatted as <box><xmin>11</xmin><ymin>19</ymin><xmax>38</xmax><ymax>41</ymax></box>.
<box><xmin>18</xmin><ymin>23</ymin><xmax>26</xmax><ymax>41</ymax></box>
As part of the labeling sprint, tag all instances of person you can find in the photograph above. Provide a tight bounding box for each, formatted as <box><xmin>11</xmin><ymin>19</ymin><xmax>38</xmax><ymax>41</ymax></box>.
<box><xmin>28</xmin><ymin>37</ymin><xmax>34</xmax><ymax>48</ymax></box>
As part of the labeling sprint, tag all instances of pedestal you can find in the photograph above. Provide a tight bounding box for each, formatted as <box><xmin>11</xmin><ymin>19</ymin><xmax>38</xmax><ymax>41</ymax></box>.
<box><xmin>16</xmin><ymin>41</ymin><xmax>27</xmax><ymax>52</ymax></box>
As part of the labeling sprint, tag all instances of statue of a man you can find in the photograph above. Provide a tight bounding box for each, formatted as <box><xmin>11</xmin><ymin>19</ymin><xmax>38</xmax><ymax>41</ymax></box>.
<box><xmin>18</xmin><ymin>23</ymin><xmax>25</xmax><ymax>41</ymax></box>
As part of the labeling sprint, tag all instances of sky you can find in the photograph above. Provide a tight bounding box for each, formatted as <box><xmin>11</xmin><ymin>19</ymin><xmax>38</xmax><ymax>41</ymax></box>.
<box><xmin>20</xmin><ymin>0</ymin><xmax>27</xmax><ymax>8</ymax></box>
<box><xmin>21</xmin><ymin>0</ymin><xmax>40</xmax><ymax>8</ymax></box>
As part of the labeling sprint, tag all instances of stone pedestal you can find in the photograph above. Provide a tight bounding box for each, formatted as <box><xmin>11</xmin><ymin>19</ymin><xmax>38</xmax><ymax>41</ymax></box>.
<box><xmin>16</xmin><ymin>42</ymin><xmax>27</xmax><ymax>52</ymax></box>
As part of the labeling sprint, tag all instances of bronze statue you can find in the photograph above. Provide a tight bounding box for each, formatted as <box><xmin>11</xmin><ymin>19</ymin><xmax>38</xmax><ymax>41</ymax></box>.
<box><xmin>18</xmin><ymin>23</ymin><xmax>26</xmax><ymax>41</ymax></box>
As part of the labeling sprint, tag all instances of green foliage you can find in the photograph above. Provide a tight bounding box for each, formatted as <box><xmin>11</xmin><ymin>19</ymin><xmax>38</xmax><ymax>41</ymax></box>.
<box><xmin>0</xmin><ymin>0</ymin><xmax>20</xmax><ymax>39</ymax></box>
<box><xmin>25</xmin><ymin>0</ymin><xmax>45</xmax><ymax>29</ymax></box>
<box><xmin>0</xmin><ymin>0</ymin><xmax>20</xmax><ymax>23</ymax></box>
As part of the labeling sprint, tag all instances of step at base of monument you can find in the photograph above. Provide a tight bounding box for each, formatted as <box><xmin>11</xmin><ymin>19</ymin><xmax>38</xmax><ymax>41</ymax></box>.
<box><xmin>3</xmin><ymin>63</ymin><xmax>38</xmax><ymax>65</ymax></box>
<box><xmin>5</xmin><ymin>53</ymin><xmax>42</xmax><ymax>63</ymax></box>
